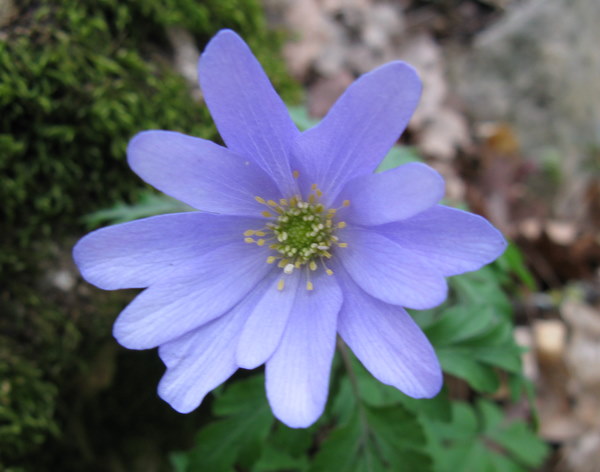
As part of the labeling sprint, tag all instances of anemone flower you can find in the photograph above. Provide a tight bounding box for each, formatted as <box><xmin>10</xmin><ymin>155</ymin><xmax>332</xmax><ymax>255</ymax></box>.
<box><xmin>73</xmin><ymin>30</ymin><xmax>506</xmax><ymax>428</ymax></box>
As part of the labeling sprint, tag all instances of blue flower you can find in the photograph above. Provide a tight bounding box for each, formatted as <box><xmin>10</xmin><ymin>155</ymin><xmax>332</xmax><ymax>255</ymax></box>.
<box><xmin>73</xmin><ymin>30</ymin><xmax>506</xmax><ymax>428</ymax></box>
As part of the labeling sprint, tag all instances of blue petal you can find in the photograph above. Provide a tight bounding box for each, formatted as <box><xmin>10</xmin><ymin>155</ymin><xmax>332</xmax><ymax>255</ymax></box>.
<box><xmin>236</xmin><ymin>270</ymin><xmax>301</xmax><ymax>369</ymax></box>
<box><xmin>339</xmin><ymin>162</ymin><xmax>445</xmax><ymax>226</ymax></box>
<box><xmin>199</xmin><ymin>30</ymin><xmax>300</xmax><ymax>196</ymax></box>
<box><xmin>338</xmin><ymin>273</ymin><xmax>442</xmax><ymax>398</ymax></box>
<box><xmin>112</xmin><ymin>241</ymin><xmax>271</xmax><ymax>349</ymax></box>
<box><xmin>157</xmin><ymin>289</ymin><xmax>259</xmax><ymax>413</ymax></box>
<box><xmin>266</xmin><ymin>271</ymin><xmax>342</xmax><ymax>428</ymax></box>
<box><xmin>291</xmin><ymin>61</ymin><xmax>421</xmax><ymax>204</ymax></box>
<box><xmin>338</xmin><ymin>227</ymin><xmax>448</xmax><ymax>310</ymax></box>
<box><xmin>375</xmin><ymin>205</ymin><xmax>508</xmax><ymax>276</ymax></box>
<box><xmin>73</xmin><ymin>213</ymin><xmax>263</xmax><ymax>290</ymax></box>
<box><xmin>128</xmin><ymin>131</ymin><xmax>281</xmax><ymax>215</ymax></box>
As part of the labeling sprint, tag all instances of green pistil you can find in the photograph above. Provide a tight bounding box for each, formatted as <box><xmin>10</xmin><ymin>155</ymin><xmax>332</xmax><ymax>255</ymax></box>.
<box><xmin>245</xmin><ymin>187</ymin><xmax>349</xmax><ymax>287</ymax></box>
<box><xmin>270</xmin><ymin>202</ymin><xmax>334</xmax><ymax>263</ymax></box>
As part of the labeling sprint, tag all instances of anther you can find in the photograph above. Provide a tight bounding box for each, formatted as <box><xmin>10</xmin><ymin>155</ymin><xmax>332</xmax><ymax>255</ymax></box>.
<box><xmin>283</xmin><ymin>263</ymin><xmax>294</xmax><ymax>275</ymax></box>
<box><xmin>243</xmin><ymin>230</ymin><xmax>255</xmax><ymax>236</ymax></box>
<box><xmin>306</xmin><ymin>281</ymin><xmax>314</xmax><ymax>291</ymax></box>
<box><xmin>277</xmin><ymin>279</ymin><xmax>285</xmax><ymax>291</ymax></box>
<box><xmin>338</xmin><ymin>242</ymin><xmax>348</xmax><ymax>248</ymax></box>
<box><xmin>309</xmin><ymin>261</ymin><xmax>317</xmax><ymax>271</ymax></box>
<box><xmin>261</xmin><ymin>211</ymin><xmax>273</xmax><ymax>218</ymax></box>
<box><xmin>342</xmin><ymin>200</ymin><xmax>351</xmax><ymax>207</ymax></box>
<box><xmin>293</xmin><ymin>170</ymin><xmax>300</xmax><ymax>179</ymax></box>
<box><xmin>244</xmin><ymin>237</ymin><xmax>255</xmax><ymax>243</ymax></box>
<box><xmin>337</xmin><ymin>222</ymin><xmax>347</xmax><ymax>229</ymax></box>
<box><xmin>266</xmin><ymin>256</ymin><xmax>276</xmax><ymax>264</ymax></box>
<box><xmin>255</xmin><ymin>196</ymin><xmax>266</xmax><ymax>204</ymax></box>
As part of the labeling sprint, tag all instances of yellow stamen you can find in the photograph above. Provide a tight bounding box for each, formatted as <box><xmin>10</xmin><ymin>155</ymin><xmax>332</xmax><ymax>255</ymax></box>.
<box><xmin>309</xmin><ymin>261</ymin><xmax>317</xmax><ymax>271</ymax></box>
<box><xmin>279</xmin><ymin>199</ymin><xmax>288</xmax><ymax>206</ymax></box>
<box><xmin>244</xmin><ymin>237</ymin><xmax>255</xmax><ymax>243</ymax></box>
<box><xmin>342</xmin><ymin>200</ymin><xmax>350</xmax><ymax>207</ymax></box>
<box><xmin>267</xmin><ymin>200</ymin><xmax>278</xmax><ymax>207</ymax></box>
<box><xmin>338</xmin><ymin>242</ymin><xmax>348</xmax><ymax>248</ymax></box>
<box><xmin>311</xmin><ymin>183</ymin><xmax>318</xmax><ymax>191</ymax></box>
<box><xmin>293</xmin><ymin>170</ymin><xmax>300</xmax><ymax>179</ymax></box>
<box><xmin>325</xmin><ymin>268</ymin><xmax>334</xmax><ymax>276</ymax></box>
<box><xmin>255</xmin><ymin>196</ymin><xmax>266</xmax><ymax>204</ymax></box>
<box><xmin>255</xmin><ymin>231</ymin><xmax>266</xmax><ymax>236</ymax></box>
<box><xmin>256</xmin><ymin>239</ymin><xmax>266</xmax><ymax>246</ymax></box>
<box><xmin>316</xmin><ymin>189</ymin><xmax>323</xmax><ymax>197</ymax></box>
<box><xmin>337</xmin><ymin>222</ymin><xmax>347</xmax><ymax>228</ymax></box>
<box><xmin>277</xmin><ymin>279</ymin><xmax>285</xmax><ymax>291</ymax></box>
<box><xmin>261</xmin><ymin>211</ymin><xmax>273</xmax><ymax>218</ymax></box>
<box><xmin>267</xmin><ymin>256</ymin><xmax>276</xmax><ymax>264</ymax></box>
<box><xmin>306</xmin><ymin>281</ymin><xmax>314</xmax><ymax>291</ymax></box>
<box><xmin>243</xmin><ymin>229</ymin><xmax>255</xmax><ymax>236</ymax></box>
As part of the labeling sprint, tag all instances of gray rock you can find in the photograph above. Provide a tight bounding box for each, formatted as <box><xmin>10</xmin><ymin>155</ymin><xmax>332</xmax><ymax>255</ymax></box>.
<box><xmin>454</xmin><ymin>0</ymin><xmax>600</xmax><ymax>222</ymax></box>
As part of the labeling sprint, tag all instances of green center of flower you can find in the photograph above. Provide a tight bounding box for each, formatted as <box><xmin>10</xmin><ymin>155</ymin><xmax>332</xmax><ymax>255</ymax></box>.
<box><xmin>243</xmin><ymin>178</ymin><xmax>349</xmax><ymax>290</ymax></box>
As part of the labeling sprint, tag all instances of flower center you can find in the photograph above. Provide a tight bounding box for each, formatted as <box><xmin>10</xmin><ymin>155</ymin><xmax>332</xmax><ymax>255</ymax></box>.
<box><xmin>243</xmin><ymin>178</ymin><xmax>349</xmax><ymax>291</ymax></box>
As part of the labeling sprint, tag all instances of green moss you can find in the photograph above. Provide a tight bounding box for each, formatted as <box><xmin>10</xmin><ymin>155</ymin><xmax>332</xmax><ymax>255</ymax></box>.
<box><xmin>0</xmin><ymin>339</ymin><xmax>59</xmax><ymax>463</ymax></box>
<box><xmin>1</xmin><ymin>0</ymin><xmax>300</xmax><ymax>468</ymax></box>
<box><xmin>0</xmin><ymin>0</ymin><xmax>299</xmax><ymax>276</ymax></box>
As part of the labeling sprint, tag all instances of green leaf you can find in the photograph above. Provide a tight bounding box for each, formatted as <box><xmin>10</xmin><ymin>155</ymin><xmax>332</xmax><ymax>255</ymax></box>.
<box><xmin>310</xmin><ymin>412</ymin><xmax>370</xmax><ymax>472</ymax></box>
<box><xmin>83</xmin><ymin>190</ymin><xmax>193</xmax><ymax>227</ymax></box>
<box><xmin>425</xmin><ymin>400</ymin><xmax>549</xmax><ymax>472</ymax></box>
<box><xmin>317</xmin><ymin>352</ymin><xmax>434</xmax><ymax>472</ymax></box>
<box><xmin>288</xmin><ymin>105</ymin><xmax>320</xmax><ymax>131</ymax></box>
<box><xmin>438</xmin><ymin>351</ymin><xmax>500</xmax><ymax>393</ymax></box>
<box><xmin>253</xmin><ymin>422</ymin><xmax>314</xmax><ymax>472</ymax></box>
<box><xmin>311</xmin><ymin>405</ymin><xmax>432</xmax><ymax>472</ymax></box>
<box><xmin>330</xmin><ymin>351</ymin><xmax>450</xmax><ymax>422</ymax></box>
<box><xmin>365</xmin><ymin>405</ymin><xmax>434</xmax><ymax>470</ymax></box>
<box><xmin>496</xmin><ymin>243</ymin><xmax>536</xmax><ymax>291</ymax></box>
<box><xmin>424</xmin><ymin>305</ymin><xmax>497</xmax><ymax>347</ymax></box>
<box><xmin>420</xmin><ymin>267</ymin><xmax>522</xmax><ymax>392</ymax></box>
<box><xmin>375</xmin><ymin>146</ymin><xmax>421</xmax><ymax>172</ymax></box>
<box><xmin>254</xmin><ymin>443</ymin><xmax>309</xmax><ymax>472</ymax></box>
<box><xmin>178</xmin><ymin>375</ymin><xmax>274</xmax><ymax>472</ymax></box>
<box><xmin>450</xmin><ymin>268</ymin><xmax>512</xmax><ymax>318</ymax></box>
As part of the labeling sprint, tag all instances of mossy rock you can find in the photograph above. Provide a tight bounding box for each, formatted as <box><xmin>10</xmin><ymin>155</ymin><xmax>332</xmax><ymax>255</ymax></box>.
<box><xmin>0</xmin><ymin>0</ymin><xmax>299</xmax><ymax>276</ymax></box>
<box><xmin>1</xmin><ymin>0</ymin><xmax>300</xmax><ymax>469</ymax></box>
